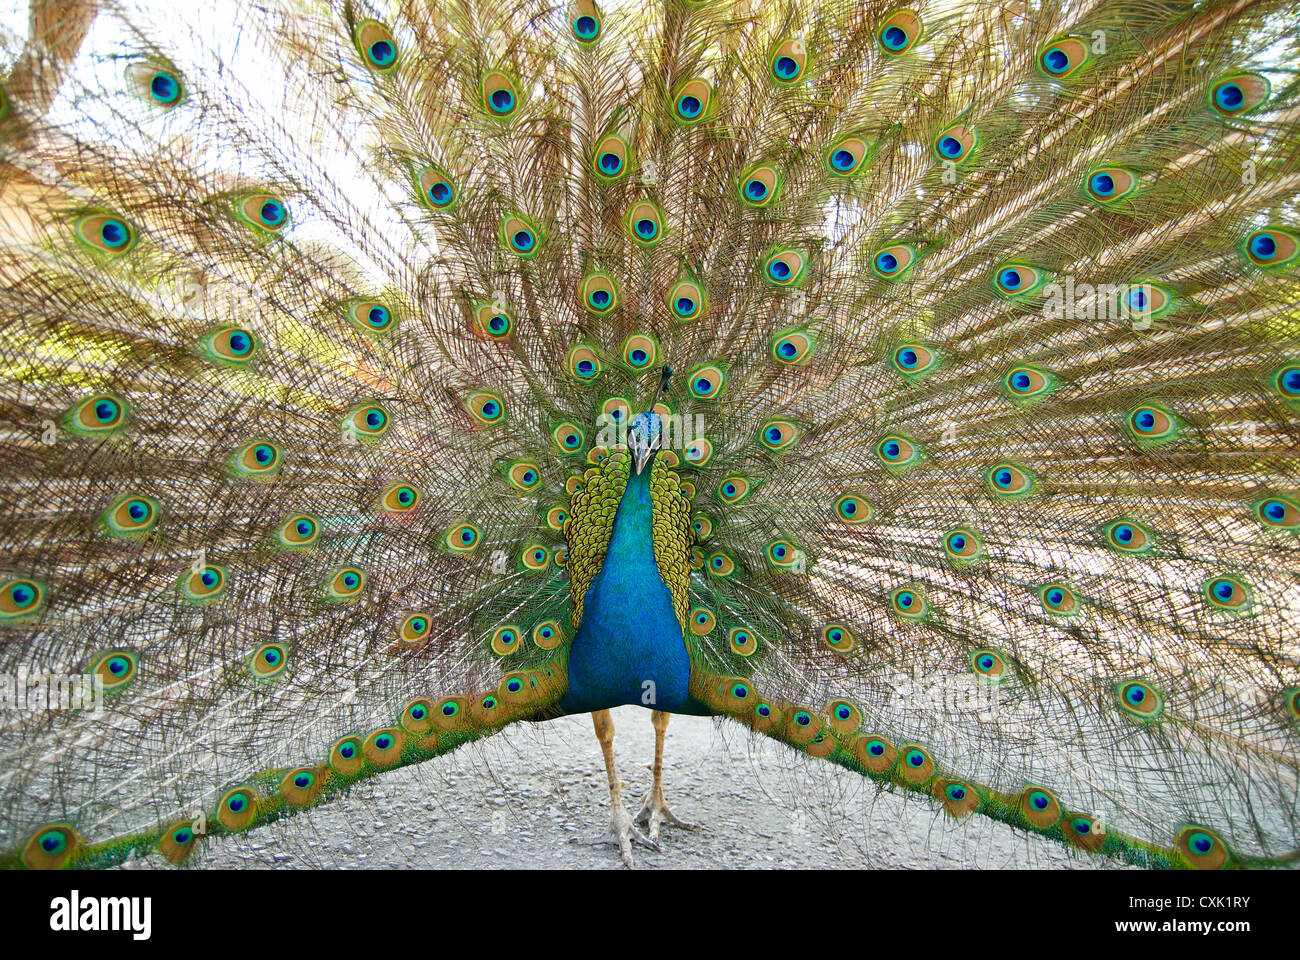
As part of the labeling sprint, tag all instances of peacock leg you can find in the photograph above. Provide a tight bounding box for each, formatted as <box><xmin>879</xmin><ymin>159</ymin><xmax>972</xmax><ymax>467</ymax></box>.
<box><xmin>634</xmin><ymin>710</ymin><xmax>700</xmax><ymax>844</ymax></box>
<box><xmin>572</xmin><ymin>708</ymin><xmax>659</xmax><ymax>868</ymax></box>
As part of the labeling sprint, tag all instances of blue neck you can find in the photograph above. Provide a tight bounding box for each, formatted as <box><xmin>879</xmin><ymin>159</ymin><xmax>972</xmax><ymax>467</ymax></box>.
<box><xmin>560</xmin><ymin>466</ymin><xmax>702</xmax><ymax>714</ymax></box>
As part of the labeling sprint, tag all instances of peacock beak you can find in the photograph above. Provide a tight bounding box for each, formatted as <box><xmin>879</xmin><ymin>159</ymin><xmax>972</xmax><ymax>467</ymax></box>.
<box><xmin>633</xmin><ymin>446</ymin><xmax>653</xmax><ymax>475</ymax></box>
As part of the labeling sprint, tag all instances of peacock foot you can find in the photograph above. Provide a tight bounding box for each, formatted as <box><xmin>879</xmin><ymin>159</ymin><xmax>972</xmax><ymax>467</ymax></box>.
<box><xmin>634</xmin><ymin>778</ymin><xmax>700</xmax><ymax>845</ymax></box>
<box><xmin>569</xmin><ymin>780</ymin><xmax>661</xmax><ymax>868</ymax></box>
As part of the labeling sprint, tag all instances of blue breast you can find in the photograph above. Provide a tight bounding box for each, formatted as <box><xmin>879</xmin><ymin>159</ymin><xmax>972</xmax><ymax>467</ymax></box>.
<box><xmin>560</xmin><ymin>466</ymin><xmax>705</xmax><ymax>715</ymax></box>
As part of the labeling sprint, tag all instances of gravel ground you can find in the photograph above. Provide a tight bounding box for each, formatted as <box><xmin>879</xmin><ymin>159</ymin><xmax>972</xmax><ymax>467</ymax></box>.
<box><xmin>124</xmin><ymin>706</ymin><xmax>1128</xmax><ymax>870</ymax></box>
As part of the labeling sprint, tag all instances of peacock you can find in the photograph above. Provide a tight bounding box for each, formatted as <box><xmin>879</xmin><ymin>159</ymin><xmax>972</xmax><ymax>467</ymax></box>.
<box><xmin>1</xmin><ymin>0</ymin><xmax>1298</xmax><ymax>872</ymax></box>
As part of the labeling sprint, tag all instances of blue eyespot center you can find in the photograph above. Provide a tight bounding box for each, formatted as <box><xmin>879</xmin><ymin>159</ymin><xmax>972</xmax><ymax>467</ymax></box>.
<box><xmin>574</xmin><ymin>16</ymin><xmax>598</xmax><ymax>39</ymax></box>
<box><xmin>882</xmin><ymin>26</ymin><xmax>907</xmax><ymax>49</ymax></box>
<box><xmin>678</xmin><ymin>95</ymin><xmax>701</xmax><ymax>118</ymax></box>
<box><xmin>150</xmin><ymin>72</ymin><xmax>178</xmax><ymax>102</ymax></box>
<box><xmin>1091</xmin><ymin>173</ymin><xmax>1115</xmax><ymax>196</ymax></box>
<box><xmin>491</xmin><ymin>89</ymin><xmax>515</xmax><ymax>113</ymax></box>
<box><xmin>939</xmin><ymin>136</ymin><xmax>962</xmax><ymax>158</ymax></box>
<box><xmin>599</xmin><ymin>152</ymin><xmax>622</xmax><ymax>174</ymax></box>
<box><xmin>1044</xmin><ymin>48</ymin><xmax>1069</xmax><ymax>73</ymax></box>
<box><xmin>101</xmin><ymin>220</ymin><xmax>128</xmax><ymax>247</ymax></box>
<box><xmin>1252</xmin><ymin>234</ymin><xmax>1276</xmax><ymax>258</ymax></box>
<box><xmin>877</xmin><ymin>252</ymin><xmax>898</xmax><ymax>272</ymax></box>
<box><xmin>1216</xmin><ymin>83</ymin><xmax>1243</xmax><ymax>109</ymax></box>
<box><xmin>774</xmin><ymin>56</ymin><xmax>799</xmax><ymax>79</ymax></box>
<box><xmin>369</xmin><ymin>40</ymin><xmax>395</xmax><ymax>66</ymax></box>
<box><xmin>832</xmin><ymin>149</ymin><xmax>855</xmax><ymax>170</ymax></box>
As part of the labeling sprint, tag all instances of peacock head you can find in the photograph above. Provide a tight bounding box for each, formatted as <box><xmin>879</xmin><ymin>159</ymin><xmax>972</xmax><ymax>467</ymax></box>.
<box><xmin>628</xmin><ymin>411</ymin><xmax>663</xmax><ymax>475</ymax></box>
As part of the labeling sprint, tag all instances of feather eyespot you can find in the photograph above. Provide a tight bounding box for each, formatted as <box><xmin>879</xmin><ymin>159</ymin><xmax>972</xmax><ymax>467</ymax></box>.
<box><xmin>626</xmin><ymin>201</ymin><xmax>664</xmax><ymax>246</ymax></box>
<box><xmin>943</xmin><ymin>527</ymin><xmax>982</xmax><ymax>564</ymax></box>
<box><xmin>871</xmin><ymin>243</ymin><xmax>917</xmax><ymax>280</ymax></box>
<box><xmin>823</xmin><ymin>624</ymin><xmax>854</xmax><ymax>653</ymax></box>
<box><xmin>491</xmin><ymin>625</ymin><xmax>524</xmax><ymax>655</ymax></box>
<box><xmin>875</xmin><ymin>433</ymin><xmax>921</xmax><ymax>471</ymax></box>
<box><xmin>417</xmin><ymin>166</ymin><xmax>455</xmax><ymax>209</ymax></box>
<box><xmin>0</xmin><ymin>578</ymin><xmax>45</xmax><ymax>620</ymax></box>
<box><xmin>622</xmin><ymin>334</ymin><xmax>657</xmax><ymax>370</ymax></box>
<box><xmin>878</xmin><ymin>10</ymin><xmax>920</xmax><ymax>55</ymax></box>
<box><xmin>445</xmin><ymin>523</ymin><xmax>480</xmax><ymax>553</ymax></box>
<box><xmin>898</xmin><ymin>745</ymin><xmax>934</xmax><ymax>784</ymax></box>
<box><xmin>572</xmin><ymin>1</ymin><xmax>602</xmax><ymax>43</ymax></box>
<box><xmin>1176</xmin><ymin>826</ymin><xmax>1230</xmax><ymax>869</ymax></box>
<box><xmin>667</xmin><ymin>276</ymin><xmax>706</xmax><ymax>321</ymax></box>
<box><xmin>1002</xmin><ymin>364</ymin><xmax>1056</xmax><ymax>400</ymax></box>
<box><xmin>533</xmin><ymin>620</ymin><xmax>564</xmax><ymax>649</ymax></box>
<box><xmin>593</xmin><ymin>133</ymin><xmax>629</xmax><ymax>179</ymax></box>
<box><xmin>934</xmin><ymin>124</ymin><xmax>975</xmax><ymax>163</ymax></box>
<box><xmin>728</xmin><ymin>626</ymin><xmax>757</xmax><ymax>655</ymax></box>
<box><xmin>718</xmin><ymin>476</ymin><xmax>751</xmax><ymax>503</ymax></box>
<box><xmin>275</xmin><ymin>514</ymin><xmax>319</xmax><ymax>548</ymax></box>
<box><xmin>398</xmin><ymin>613</ymin><xmax>431</xmax><ymax>644</ymax></box>
<box><xmin>581</xmin><ymin>272</ymin><xmax>619</xmax><ymax>313</ymax></box>
<box><xmin>688</xmin><ymin>363</ymin><xmax>726</xmax><ymax>399</ymax></box>
<box><xmin>739</xmin><ymin>163</ymin><xmax>781</xmax><ymax>206</ymax></box>
<box><xmin>1126</xmin><ymin>404</ymin><xmax>1179</xmax><ymax>445</ymax></box>
<box><xmin>771</xmin><ymin>329</ymin><xmax>814</xmax><ymax>364</ymax></box>
<box><xmin>1020</xmin><ymin>787</ymin><xmax>1061</xmax><ymax>829</ymax></box>
<box><xmin>889</xmin><ymin>586</ymin><xmax>928</xmax><ymax>620</ymax></box>
<box><xmin>104</xmin><ymin>494</ymin><xmax>159</xmax><ymax>536</ymax></box>
<box><xmin>501</xmin><ymin>214</ymin><xmax>541</xmax><ymax>257</ymax></box>
<box><xmin>1244</xmin><ymin>228</ymin><xmax>1299</xmax><ymax>268</ymax></box>
<box><xmin>344</xmin><ymin>402</ymin><xmax>391</xmax><ymax>440</ymax></box>
<box><xmin>992</xmin><ymin>263</ymin><xmax>1046</xmax><ymax>297</ymax></box>
<box><xmin>1039</xmin><ymin>582</ymin><xmax>1079</xmax><ymax>616</ymax></box>
<box><xmin>826</xmin><ymin>135</ymin><xmax>870</xmax><ymax>175</ymax></box>
<box><xmin>67</xmin><ymin>393</ymin><xmax>128</xmax><ymax>436</ymax></box>
<box><xmin>567</xmin><ymin>344</ymin><xmax>602</xmax><ymax>380</ymax></box>
<box><xmin>482</xmin><ymin>71</ymin><xmax>521</xmax><ymax>117</ymax></box>
<box><xmin>672</xmin><ymin>78</ymin><xmax>713</xmax><ymax>124</ymax></box>
<box><xmin>552</xmin><ymin>422</ymin><xmax>585</xmax><ymax>454</ymax></box>
<box><xmin>248</xmin><ymin>642</ymin><xmax>287</xmax><ymax>680</ymax></box>
<box><xmin>855</xmin><ymin>735</ymin><xmax>896</xmax><ymax>774</ymax></box>
<box><xmin>200</xmin><ymin>325</ymin><xmax>258</xmax><ymax>366</ymax></box>
<box><xmin>1203</xmin><ymin>575</ymin><xmax>1251</xmax><ymax>612</ymax></box>
<box><xmin>91</xmin><ymin>650</ymin><xmax>138</xmax><ymax>690</ymax></box>
<box><xmin>707</xmin><ymin>548</ymin><xmax>738</xmax><ymax>572</ymax></box>
<box><xmin>344</xmin><ymin>299</ymin><xmax>397</xmax><ymax>335</ymax></box>
<box><xmin>1253</xmin><ymin>495</ymin><xmax>1299</xmax><ymax>529</ymax></box>
<box><xmin>127</xmin><ymin>61</ymin><xmax>185</xmax><ymax>107</ymax></box>
<box><xmin>74</xmin><ymin>213</ymin><xmax>137</xmax><ymax>255</ymax></box>
<box><xmin>231</xmin><ymin>439</ymin><xmax>282</xmax><ymax>479</ymax></box>
<box><xmin>180</xmin><ymin>564</ymin><xmax>226</xmax><ymax>603</ymax></box>
<box><xmin>1209</xmin><ymin>72</ymin><xmax>1269</xmax><ymax>116</ymax></box>
<box><xmin>759</xmin><ymin>420</ymin><xmax>799</xmax><ymax>452</ymax></box>
<box><xmin>1116</xmin><ymin>680</ymin><xmax>1163</xmax><ymax>719</ymax></box>
<box><xmin>354</xmin><ymin>20</ymin><xmax>399</xmax><ymax>71</ymax></box>
<box><xmin>834</xmin><ymin>493</ymin><xmax>872</xmax><ymax>524</ymax></box>
<box><xmin>235</xmin><ymin>193</ymin><xmax>289</xmax><ymax>232</ymax></box>
<box><xmin>766</xmin><ymin>539</ymin><xmax>801</xmax><ymax>569</ymax></box>
<box><xmin>986</xmin><ymin>461</ymin><xmax>1035</xmax><ymax>499</ymax></box>
<box><xmin>689</xmin><ymin>608</ymin><xmax>716</xmax><ymax>635</ymax></box>
<box><xmin>521</xmin><ymin>545</ymin><xmax>550</xmax><ymax>571</ymax></box>
<box><xmin>763</xmin><ymin>249</ymin><xmax>806</xmax><ymax>286</ymax></box>
<box><xmin>1038</xmin><ymin>37</ymin><xmax>1088</xmax><ymax>78</ymax></box>
<box><xmin>325</xmin><ymin>567</ymin><xmax>365</xmax><ymax>601</ymax></box>
<box><xmin>891</xmin><ymin>343</ymin><xmax>939</xmax><ymax>379</ymax></box>
<box><xmin>1104</xmin><ymin>519</ymin><xmax>1154</xmax><ymax>554</ymax></box>
<box><xmin>379</xmin><ymin>482</ymin><xmax>420</xmax><ymax>514</ymax></box>
<box><xmin>464</xmin><ymin>391</ymin><xmax>505</xmax><ymax>426</ymax></box>
<box><xmin>506</xmin><ymin>461</ymin><xmax>541</xmax><ymax>491</ymax></box>
<box><xmin>1085</xmin><ymin>167</ymin><xmax>1138</xmax><ymax>204</ymax></box>
<box><xmin>970</xmin><ymin>648</ymin><xmax>1006</xmax><ymax>679</ymax></box>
